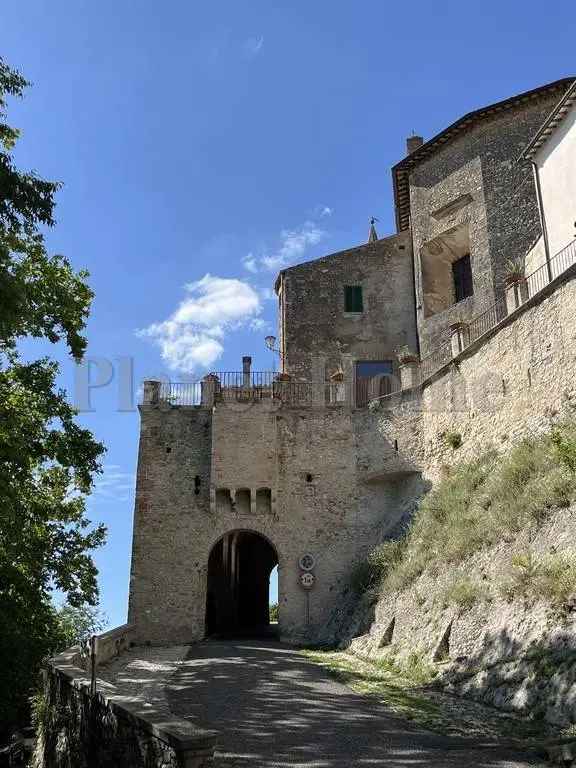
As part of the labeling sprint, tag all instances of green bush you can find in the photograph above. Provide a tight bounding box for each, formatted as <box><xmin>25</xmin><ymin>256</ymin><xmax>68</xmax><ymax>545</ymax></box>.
<box><xmin>381</xmin><ymin>423</ymin><xmax>576</xmax><ymax>595</ymax></box>
<box><xmin>444</xmin><ymin>431</ymin><xmax>463</xmax><ymax>450</ymax></box>
<box><xmin>269</xmin><ymin>602</ymin><xmax>279</xmax><ymax>622</ymax></box>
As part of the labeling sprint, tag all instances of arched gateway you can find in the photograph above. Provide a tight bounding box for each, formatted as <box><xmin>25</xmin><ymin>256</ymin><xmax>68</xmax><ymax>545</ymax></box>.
<box><xmin>206</xmin><ymin>530</ymin><xmax>278</xmax><ymax>636</ymax></box>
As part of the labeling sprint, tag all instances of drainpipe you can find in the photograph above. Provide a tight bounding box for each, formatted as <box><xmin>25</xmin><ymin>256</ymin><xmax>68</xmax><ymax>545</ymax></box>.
<box><xmin>532</xmin><ymin>161</ymin><xmax>553</xmax><ymax>283</ymax></box>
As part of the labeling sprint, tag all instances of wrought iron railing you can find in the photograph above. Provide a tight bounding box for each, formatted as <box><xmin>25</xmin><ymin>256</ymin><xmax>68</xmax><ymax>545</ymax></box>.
<box><xmin>419</xmin><ymin>341</ymin><xmax>452</xmax><ymax>382</ymax></box>
<box><xmin>418</xmin><ymin>237</ymin><xmax>576</xmax><ymax>385</ymax></box>
<box><xmin>148</xmin><ymin>239</ymin><xmax>576</xmax><ymax>407</ymax></box>
<box><xmin>159</xmin><ymin>381</ymin><xmax>202</xmax><ymax>405</ymax></box>
<box><xmin>468</xmin><ymin>297</ymin><xmax>507</xmax><ymax>345</ymax></box>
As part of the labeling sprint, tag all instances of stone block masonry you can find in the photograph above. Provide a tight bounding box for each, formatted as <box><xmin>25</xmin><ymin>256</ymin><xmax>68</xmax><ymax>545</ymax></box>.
<box><xmin>40</xmin><ymin>646</ymin><xmax>216</xmax><ymax>767</ymax></box>
<box><xmin>128</xmin><ymin>394</ymin><xmax>410</xmax><ymax>646</ymax></box>
<box><xmin>338</xmin><ymin>266</ymin><xmax>576</xmax><ymax>726</ymax></box>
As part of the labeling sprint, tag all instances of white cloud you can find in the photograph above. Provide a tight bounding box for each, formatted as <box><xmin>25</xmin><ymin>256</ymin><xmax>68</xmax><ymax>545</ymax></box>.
<box><xmin>137</xmin><ymin>274</ymin><xmax>261</xmax><ymax>373</ymax></box>
<box><xmin>242</xmin><ymin>252</ymin><xmax>258</xmax><ymax>273</ymax></box>
<box><xmin>92</xmin><ymin>465</ymin><xmax>135</xmax><ymax>503</ymax></box>
<box><xmin>319</xmin><ymin>205</ymin><xmax>333</xmax><ymax>218</ymax></box>
<box><xmin>243</xmin><ymin>35</ymin><xmax>264</xmax><ymax>58</ymax></box>
<box><xmin>260</xmin><ymin>221</ymin><xmax>327</xmax><ymax>272</ymax></box>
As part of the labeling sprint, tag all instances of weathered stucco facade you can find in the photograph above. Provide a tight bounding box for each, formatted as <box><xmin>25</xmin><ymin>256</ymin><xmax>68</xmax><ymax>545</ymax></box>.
<box><xmin>127</xmin><ymin>76</ymin><xmax>576</xmax><ymax>649</ymax></box>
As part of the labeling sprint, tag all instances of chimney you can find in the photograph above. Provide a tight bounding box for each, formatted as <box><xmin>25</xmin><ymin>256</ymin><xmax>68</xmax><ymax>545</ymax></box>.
<box><xmin>406</xmin><ymin>135</ymin><xmax>424</xmax><ymax>155</ymax></box>
<box><xmin>242</xmin><ymin>355</ymin><xmax>252</xmax><ymax>387</ymax></box>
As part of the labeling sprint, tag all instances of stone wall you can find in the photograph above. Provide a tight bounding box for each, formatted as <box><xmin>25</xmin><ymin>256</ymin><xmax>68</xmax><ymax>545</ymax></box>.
<box><xmin>38</xmin><ymin>648</ymin><xmax>215</xmax><ymax>768</ymax></box>
<box><xmin>408</xmin><ymin>87</ymin><xmax>568</xmax><ymax>354</ymax></box>
<box><xmin>277</xmin><ymin>230</ymin><xmax>417</xmax><ymax>380</ymax></box>
<box><xmin>344</xmin><ymin>507</ymin><xmax>576</xmax><ymax>727</ymax></box>
<box><xmin>375</xmin><ymin>263</ymin><xmax>576</xmax><ymax>486</ymax></box>
<box><xmin>128</xmin><ymin>406</ymin><xmax>213</xmax><ymax>645</ymax></box>
<box><xmin>128</xmin><ymin>395</ymin><xmax>411</xmax><ymax>646</ymax></box>
<box><xmin>340</xmin><ymin>266</ymin><xmax>576</xmax><ymax>725</ymax></box>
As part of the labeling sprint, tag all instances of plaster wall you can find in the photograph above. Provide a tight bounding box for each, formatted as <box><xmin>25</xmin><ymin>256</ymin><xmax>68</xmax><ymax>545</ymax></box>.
<box><xmin>535</xmin><ymin>101</ymin><xmax>576</xmax><ymax>258</ymax></box>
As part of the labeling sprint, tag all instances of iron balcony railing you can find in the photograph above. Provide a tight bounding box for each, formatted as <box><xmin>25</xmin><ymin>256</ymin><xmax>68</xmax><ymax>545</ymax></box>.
<box><xmin>150</xmin><ymin>238</ymin><xmax>576</xmax><ymax>408</ymax></box>
<box><xmin>159</xmin><ymin>381</ymin><xmax>202</xmax><ymax>406</ymax></box>
<box><xmin>467</xmin><ymin>297</ymin><xmax>508</xmax><ymax>345</ymax></box>
<box><xmin>418</xmin><ymin>237</ymin><xmax>576</xmax><ymax>385</ymax></box>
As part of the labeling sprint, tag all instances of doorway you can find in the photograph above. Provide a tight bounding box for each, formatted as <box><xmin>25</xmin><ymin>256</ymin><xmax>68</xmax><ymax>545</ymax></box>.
<box><xmin>205</xmin><ymin>530</ymin><xmax>279</xmax><ymax>637</ymax></box>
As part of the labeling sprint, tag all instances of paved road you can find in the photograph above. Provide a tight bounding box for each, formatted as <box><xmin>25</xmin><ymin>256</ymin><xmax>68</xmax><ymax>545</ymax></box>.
<box><xmin>165</xmin><ymin>640</ymin><xmax>548</xmax><ymax>768</ymax></box>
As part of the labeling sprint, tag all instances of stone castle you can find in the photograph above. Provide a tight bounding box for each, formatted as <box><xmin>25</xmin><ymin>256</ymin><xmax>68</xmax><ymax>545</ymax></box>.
<box><xmin>127</xmin><ymin>76</ymin><xmax>576</xmax><ymax>647</ymax></box>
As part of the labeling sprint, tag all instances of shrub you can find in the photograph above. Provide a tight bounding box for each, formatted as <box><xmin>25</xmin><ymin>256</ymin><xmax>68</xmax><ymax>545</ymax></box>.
<box><xmin>269</xmin><ymin>602</ymin><xmax>279</xmax><ymax>622</ymax></box>
<box><xmin>444</xmin><ymin>431</ymin><xmax>463</xmax><ymax>450</ymax></box>
<box><xmin>551</xmin><ymin>425</ymin><xmax>576</xmax><ymax>473</ymax></box>
<box><xmin>351</xmin><ymin>539</ymin><xmax>405</xmax><ymax>593</ymax></box>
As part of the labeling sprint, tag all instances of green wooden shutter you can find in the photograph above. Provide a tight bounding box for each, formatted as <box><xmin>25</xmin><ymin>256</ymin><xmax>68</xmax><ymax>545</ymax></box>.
<box><xmin>345</xmin><ymin>285</ymin><xmax>363</xmax><ymax>312</ymax></box>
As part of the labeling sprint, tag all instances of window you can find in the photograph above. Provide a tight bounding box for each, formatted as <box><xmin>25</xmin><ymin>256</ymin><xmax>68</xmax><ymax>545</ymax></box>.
<box><xmin>452</xmin><ymin>254</ymin><xmax>473</xmax><ymax>303</ymax></box>
<box><xmin>355</xmin><ymin>361</ymin><xmax>394</xmax><ymax>407</ymax></box>
<box><xmin>344</xmin><ymin>285</ymin><xmax>363</xmax><ymax>313</ymax></box>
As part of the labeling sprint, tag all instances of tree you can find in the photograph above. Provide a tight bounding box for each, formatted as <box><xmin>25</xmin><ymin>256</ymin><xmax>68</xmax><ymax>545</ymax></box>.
<box><xmin>0</xmin><ymin>57</ymin><xmax>106</xmax><ymax>737</ymax></box>
<box><xmin>54</xmin><ymin>603</ymin><xmax>107</xmax><ymax>648</ymax></box>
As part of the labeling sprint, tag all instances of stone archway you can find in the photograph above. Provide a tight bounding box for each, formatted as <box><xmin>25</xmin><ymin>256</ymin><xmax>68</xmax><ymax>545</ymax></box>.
<box><xmin>205</xmin><ymin>530</ymin><xmax>278</xmax><ymax>637</ymax></box>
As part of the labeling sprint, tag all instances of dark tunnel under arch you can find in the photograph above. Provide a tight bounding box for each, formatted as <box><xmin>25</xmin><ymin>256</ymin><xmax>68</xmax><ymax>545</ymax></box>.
<box><xmin>205</xmin><ymin>530</ymin><xmax>278</xmax><ymax>637</ymax></box>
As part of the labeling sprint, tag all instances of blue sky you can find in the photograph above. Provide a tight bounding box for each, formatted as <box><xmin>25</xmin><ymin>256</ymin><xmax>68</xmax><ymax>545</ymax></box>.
<box><xmin>2</xmin><ymin>1</ymin><xmax>574</xmax><ymax>627</ymax></box>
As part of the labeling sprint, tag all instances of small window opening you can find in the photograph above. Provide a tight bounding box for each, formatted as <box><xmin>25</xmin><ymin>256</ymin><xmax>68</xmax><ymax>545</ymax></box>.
<box><xmin>215</xmin><ymin>488</ymin><xmax>232</xmax><ymax>514</ymax></box>
<box><xmin>394</xmin><ymin>439</ymin><xmax>399</xmax><ymax>453</ymax></box>
<box><xmin>344</xmin><ymin>285</ymin><xmax>363</xmax><ymax>313</ymax></box>
<box><xmin>527</xmin><ymin>368</ymin><xmax>532</xmax><ymax>387</ymax></box>
<box><xmin>166</xmin><ymin>446</ymin><xmax>172</xmax><ymax>454</ymax></box>
<box><xmin>305</xmin><ymin>473</ymin><xmax>313</xmax><ymax>483</ymax></box>
<box><xmin>452</xmin><ymin>254</ymin><xmax>473</xmax><ymax>303</ymax></box>
<box><xmin>235</xmin><ymin>488</ymin><xmax>251</xmax><ymax>516</ymax></box>
<box><xmin>256</xmin><ymin>487</ymin><xmax>272</xmax><ymax>515</ymax></box>
<box><xmin>194</xmin><ymin>475</ymin><xmax>201</xmax><ymax>495</ymax></box>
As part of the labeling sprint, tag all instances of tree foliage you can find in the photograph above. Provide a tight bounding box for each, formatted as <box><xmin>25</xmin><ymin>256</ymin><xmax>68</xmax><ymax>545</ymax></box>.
<box><xmin>0</xmin><ymin>56</ymin><xmax>106</xmax><ymax>736</ymax></box>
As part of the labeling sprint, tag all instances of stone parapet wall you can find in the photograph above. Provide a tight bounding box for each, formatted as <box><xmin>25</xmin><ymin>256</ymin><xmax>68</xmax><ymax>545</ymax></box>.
<box><xmin>372</xmin><ymin>265</ymin><xmax>576</xmax><ymax>486</ymax></box>
<box><xmin>38</xmin><ymin>646</ymin><xmax>216</xmax><ymax>768</ymax></box>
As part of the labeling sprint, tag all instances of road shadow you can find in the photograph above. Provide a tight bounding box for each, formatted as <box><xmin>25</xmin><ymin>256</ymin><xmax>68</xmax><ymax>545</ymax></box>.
<box><xmin>165</xmin><ymin>639</ymin><xmax>547</xmax><ymax>767</ymax></box>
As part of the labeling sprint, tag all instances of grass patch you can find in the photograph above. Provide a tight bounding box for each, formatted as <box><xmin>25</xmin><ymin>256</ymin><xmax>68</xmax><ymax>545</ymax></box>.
<box><xmin>301</xmin><ymin>649</ymin><xmax>548</xmax><ymax>742</ymax></box>
<box><xmin>500</xmin><ymin>550</ymin><xmax>576</xmax><ymax>607</ymax></box>
<box><xmin>301</xmin><ymin>649</ymin><xmax>442</xmax><ymax>727</ymax></box>
<box><xmin>358</xmin><ymin>423</ymin><xmax>576</xmax><ymax>597</ymax></box>
<box><xmin>441</xmin><ymin>576</ymin><xmax>490</xmax><ymax>611</ymax></box>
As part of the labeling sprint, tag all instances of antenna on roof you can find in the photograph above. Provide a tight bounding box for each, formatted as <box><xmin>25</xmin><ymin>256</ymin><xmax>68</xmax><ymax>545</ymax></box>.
<box><xmin>368</xmin><ymin>217</ymin><xmax>379</xmax><ymax>243</ymax></box>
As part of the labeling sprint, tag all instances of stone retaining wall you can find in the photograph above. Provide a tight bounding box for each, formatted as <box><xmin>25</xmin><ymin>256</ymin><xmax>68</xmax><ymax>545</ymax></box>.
<box><xmin>38</xmin><ymin>646</ymin><xmax>216</xmax><ymax>768</ymax></box>
<box><xmin>340</xmin><ymin>266</ymin><xmax>576</xmax><ymax>727</ymax></box>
